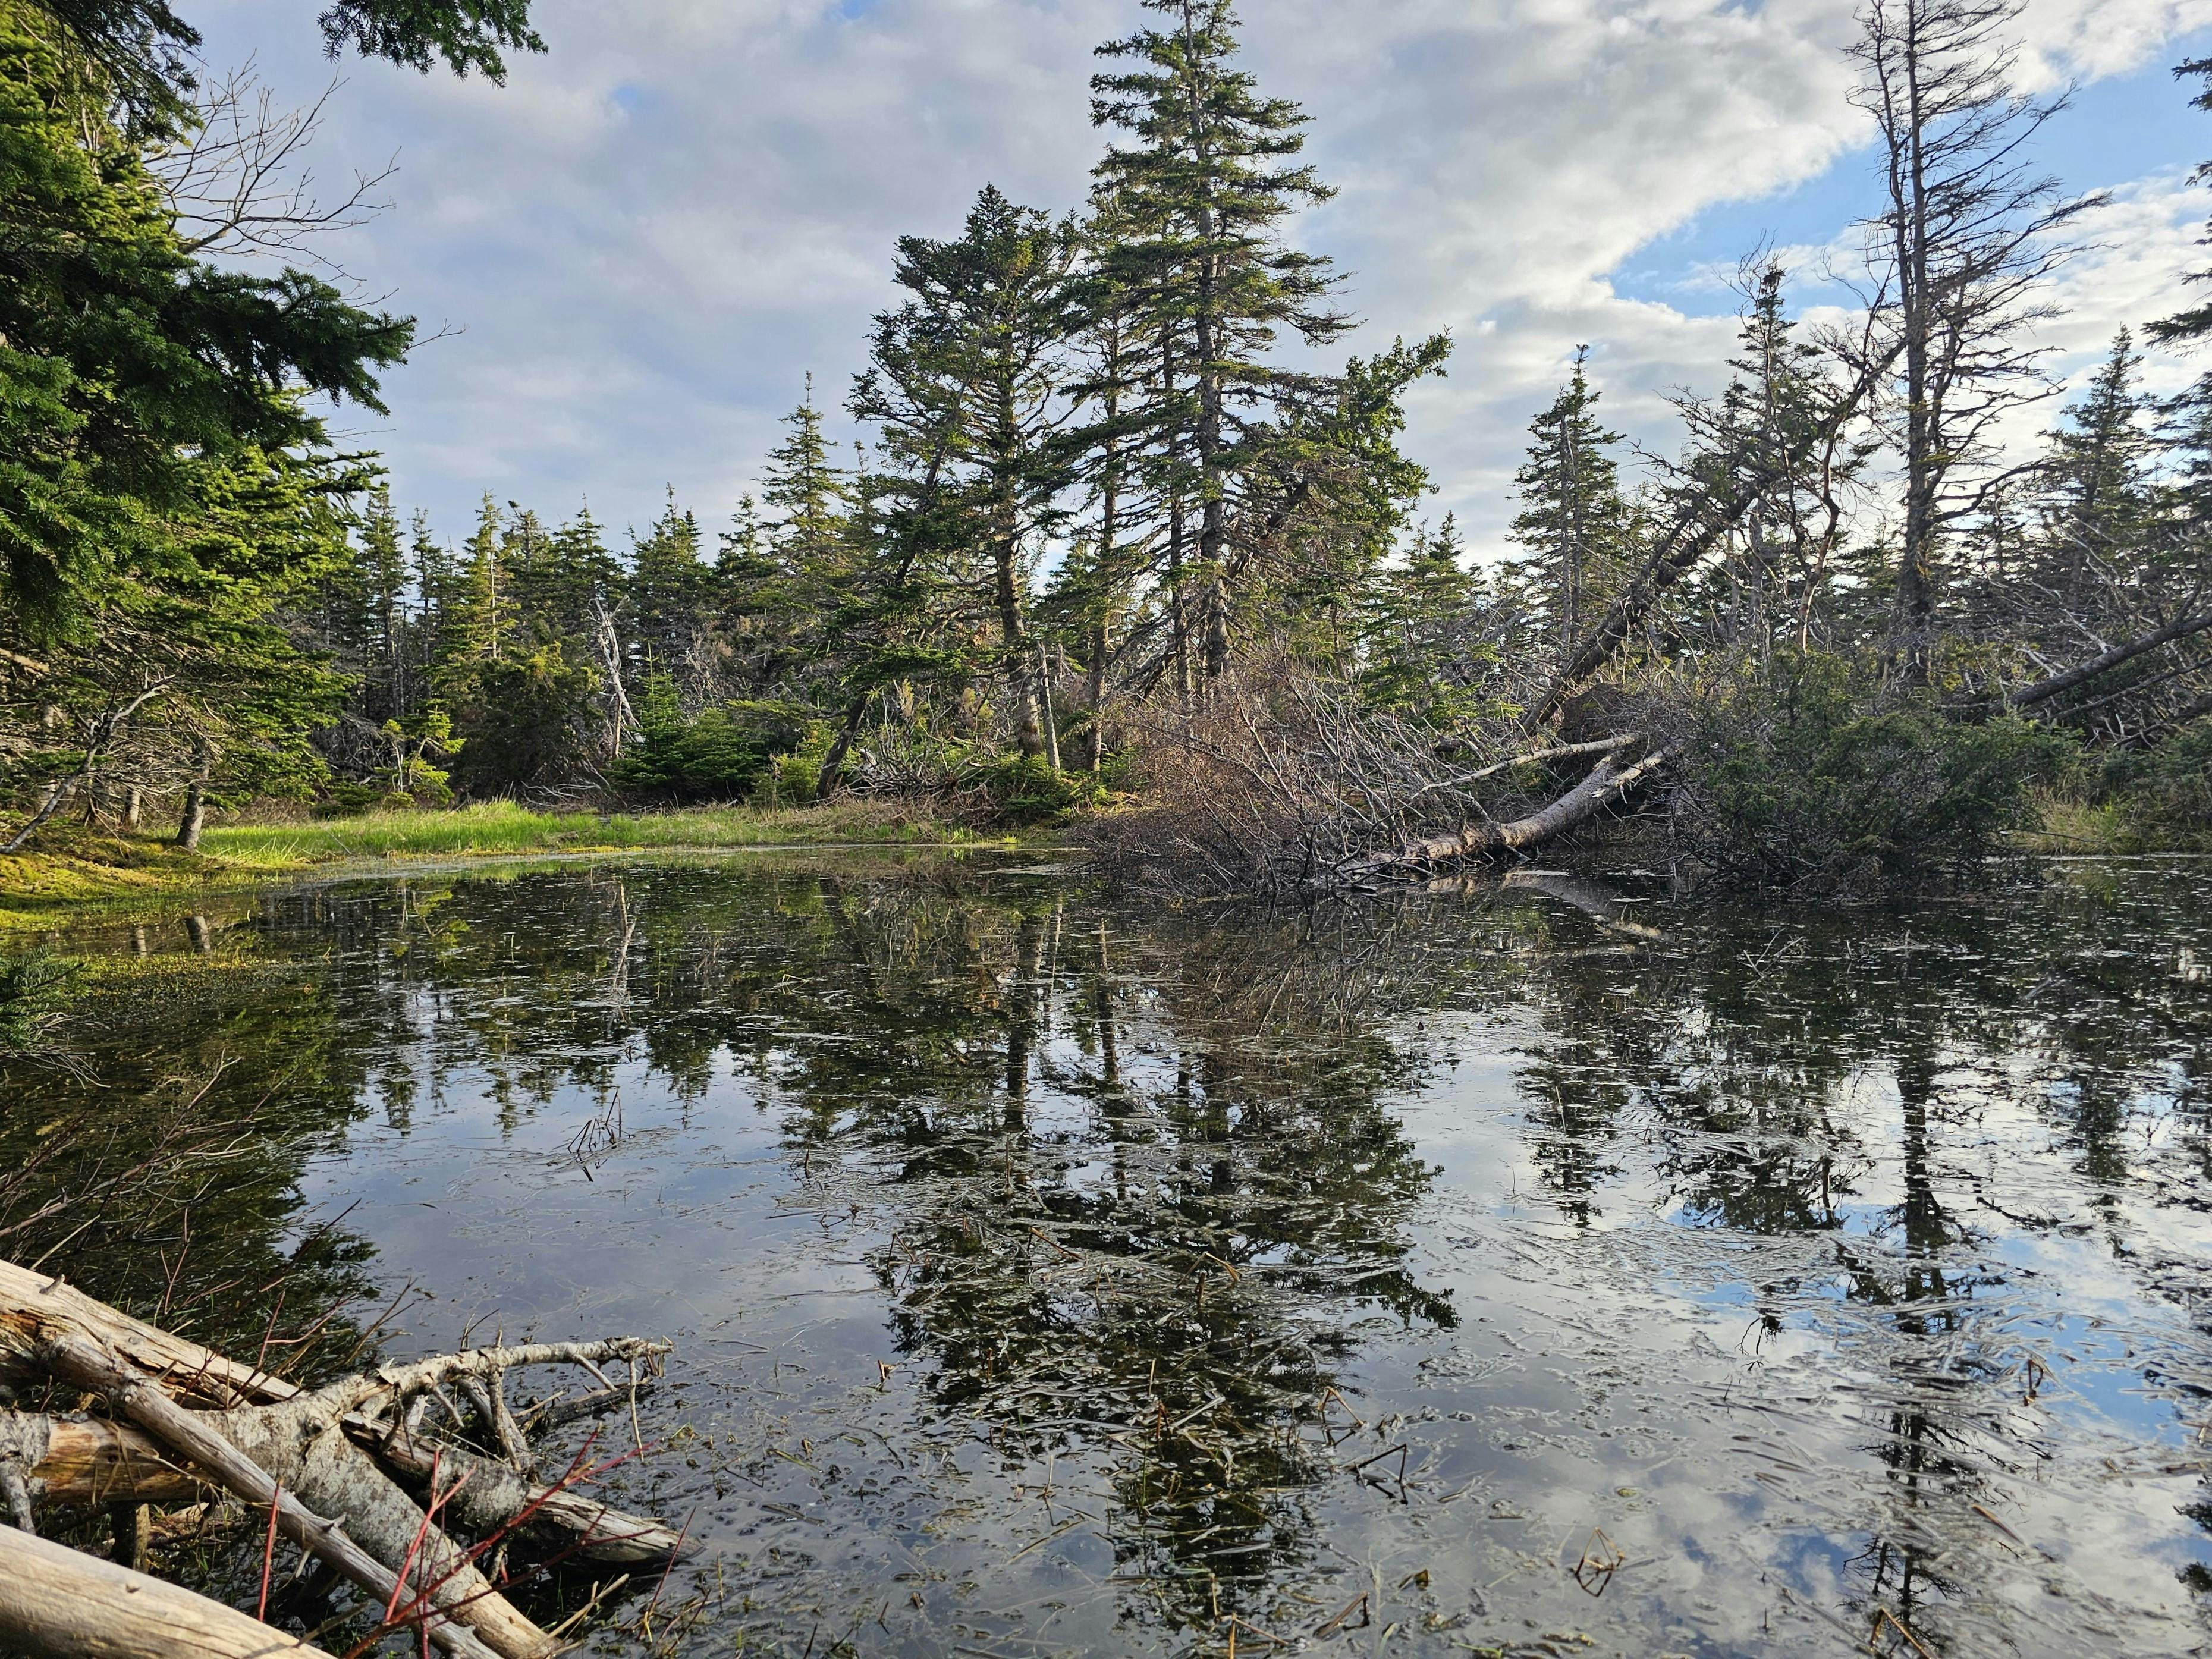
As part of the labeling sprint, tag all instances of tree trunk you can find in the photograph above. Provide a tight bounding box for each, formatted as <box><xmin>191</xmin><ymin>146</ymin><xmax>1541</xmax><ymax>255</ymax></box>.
<box><xmin>174</xmin><ymin>772</ymin><xmax>206</xmax><ymax>853</ymax></box>
<box><xmin>2007</xmin><ymin>612</ymin><xmax>2212</xmax><ymax>711</ymax></box>
<box><xmin>0</xmin><ymin>1411</ymin><xmax>205</xmax><ymax>1507</ymax></box>
<box><xmin>1330</xmin><ymin>747</ymin><xmax>1674</xmax><ymax>886</ymax></box>
<box><xmin>30</xmin><ymin>1336</ymin><xmax>517</xmax><ymax>1659</ymax></box>
<box><xmin>0</xmin><ymin>1523</ymin><xmax>333</xmax><ymax>1659</ymax></box>
<box><xmin>814</xmin><ymin>693</ymin><xmax>870</xmax><ymax>803</ymax></box>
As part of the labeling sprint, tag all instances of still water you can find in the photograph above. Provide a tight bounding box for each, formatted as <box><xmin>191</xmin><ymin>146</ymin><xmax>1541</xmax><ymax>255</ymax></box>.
<box><xmin>5</xmin><ymin>853</ymin><xmax>2210</xmax><ymax>1657</ymax></box>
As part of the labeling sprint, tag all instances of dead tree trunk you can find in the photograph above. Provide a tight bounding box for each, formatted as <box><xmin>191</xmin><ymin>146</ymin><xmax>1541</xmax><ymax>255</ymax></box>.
<box><xmin>2007</xmin><ymin>612</ymin><xmax>2212</xmax><ymax>711</ymax></box>
<box><xmin>0</xmin><ymin>1259</ymin><xmax>686</xmax><ymax>1659</ymax></box>
<box><xmin>1330</xmin><ymin>747</ymin><xmax>1674</xmax><ymax>887</ymax></box>
<box><xmin>0</xmin><ymin>1523</ymin><xmax>334</xmax><ymax>1659</ymax></box>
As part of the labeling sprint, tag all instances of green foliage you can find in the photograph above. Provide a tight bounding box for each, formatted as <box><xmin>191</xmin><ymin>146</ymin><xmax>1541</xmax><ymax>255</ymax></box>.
<box><xmin>2105</xmin><ymin>719</ymin><xmax>2212</xmax><ymax>850</ymax></box>
<box><xmin>1509</xmin><ymin>347</ymin><xmax>1635</xmax><ymax>656</ymax></box>
<box><xmin>986</xmin><ymin>754</ymin><xmax>1102</xmax><ymax>824</ymax></box>
<box><xmin>1677</xmin><ymin>653</ymin><xmax>2072</xmax><ymax>891</ymax></box>
<box><xmin>0</xmin><ymin>3</ymin><xmax>409</xmax><ymax>636</ymax></box>
<box><xmin>447</xmin><ymin>643</ymin><xmax>598</xmax><ymax>794</ymax></box>
<box><xmin>0</xmin><ymin>950</ymin><xmax>73</xmax><ymax>1049</ymax></box>
<box><xmin>610</xmin><ymin>677</ymin><xmax>787</xmax><ymax>805</ymax></box>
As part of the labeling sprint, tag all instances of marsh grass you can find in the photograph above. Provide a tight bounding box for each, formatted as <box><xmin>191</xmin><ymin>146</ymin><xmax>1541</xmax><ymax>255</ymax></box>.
<box><xmin>0</xmin><ymin>802</ymin><xmax>1008</xmax><ymax>933</ymax></box>
<box><xmin>200</xmin><ymin>799</ymin><xmax>994</xmax><ymax>866</ymax></box>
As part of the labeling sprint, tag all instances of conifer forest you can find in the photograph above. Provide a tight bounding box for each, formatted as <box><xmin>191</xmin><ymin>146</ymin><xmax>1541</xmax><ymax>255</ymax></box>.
<box><xmin>1</xmin><ymin>2</ymin><xmax>2211</xmax><ymax>1658</ymax></box>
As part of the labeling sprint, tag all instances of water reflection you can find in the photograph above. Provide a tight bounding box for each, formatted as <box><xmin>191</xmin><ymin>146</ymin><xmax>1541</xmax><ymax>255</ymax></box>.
<box><xmin>1</xmin><ymin>854</ymin><xmax>2207</xmax><ymax>1656</ymax></box>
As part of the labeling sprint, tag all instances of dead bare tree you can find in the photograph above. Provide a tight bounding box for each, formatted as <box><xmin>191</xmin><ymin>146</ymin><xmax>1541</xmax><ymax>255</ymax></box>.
<box><xmin>150</xmin><ymin>59</ymin><xmax>395</xmax><ymax>279</ymax></box>
<box><xmin>1847</xmin><ymin>0</ymin><xmax>2101</xmax><ymax>683</ymax></box>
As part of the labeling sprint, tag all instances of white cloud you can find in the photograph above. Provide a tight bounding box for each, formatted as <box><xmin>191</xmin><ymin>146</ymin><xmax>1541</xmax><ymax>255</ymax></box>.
<box><xmin>191</xmin><ymin>0</ymin><xmax>2212</xmax><ymax>555</ymax></box>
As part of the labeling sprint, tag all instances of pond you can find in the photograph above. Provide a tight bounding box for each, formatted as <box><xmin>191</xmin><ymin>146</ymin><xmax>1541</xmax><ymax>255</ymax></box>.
<box><xmin>4</xmin><ymin>852</ymin><xmax>2210</xmax><ymax>1658</ymax></box>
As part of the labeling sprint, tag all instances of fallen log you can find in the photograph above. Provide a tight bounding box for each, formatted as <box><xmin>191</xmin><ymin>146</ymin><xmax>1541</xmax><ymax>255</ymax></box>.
<box><xmin>0</xmin><ymin>1401</ymin><xmax>678</xmax><ymax>1569</ymax></box>
<box><xmin>0</xmin><ymin>1410</ymin><xmax>203</xmax><ymax>1508</ymax></box>
<box><xmin>2006</xmin><ymin>611</ymin><xmax>2212</xmax><ymax>711</ymax></box>
<box><xmin>34</xmin><ymin>1331</ymin><xmax>517</xmax><ymax>1659</ymax></box>
<box><xmin>0</xmin><ymin>1523</ymin><xmax>332</xmax><ymax>1659</ymax></box>
<box><xmin>1330</xmin><ymin>746</ymin><xmax>1675</xmax><ymax>886</ymax></box>
<box><xmin>355</xmin><ymin>1416</ymin><xmax>695</xmax><ymax>1567</ymax></box>
<box><xmin>0</xmin><ymin>1261</ymin><xmax>283</xmax><ymax>1408</ymax></box>
<box><xmin>0</xmin><ymin>1261</ymin><xmax>684</xmax><ymax>1659</ymax></box>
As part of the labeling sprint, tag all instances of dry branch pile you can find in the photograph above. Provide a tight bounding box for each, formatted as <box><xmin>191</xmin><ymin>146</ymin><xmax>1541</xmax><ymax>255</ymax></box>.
<box><xmin>0</xmin><ymin>1257</ymin><xmax>692</xmax><ymax>1659</ymax></box>
<box><xmin>1081</xmin><ymin>661</ymin><xmax>1674</xmax><ymax>894</ymax></box>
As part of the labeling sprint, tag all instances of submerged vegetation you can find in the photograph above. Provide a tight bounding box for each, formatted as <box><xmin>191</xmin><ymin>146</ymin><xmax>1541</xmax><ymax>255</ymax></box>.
<box><xmin>4</xmin><ymin>856</ymin><xmax>2208</xmax><ymax>1655</ymax></box>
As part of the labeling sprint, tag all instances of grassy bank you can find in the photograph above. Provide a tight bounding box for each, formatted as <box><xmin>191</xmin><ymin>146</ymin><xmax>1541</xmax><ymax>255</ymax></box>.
<box><xmin>199</xmin><ymin>799</ymin><xmax>994</xmax><ymax>867</ymax></box>
<box><xmin>0</xmin><ymin>801</ymin><xmax>1003</xmax><ymax>932</ymax></box>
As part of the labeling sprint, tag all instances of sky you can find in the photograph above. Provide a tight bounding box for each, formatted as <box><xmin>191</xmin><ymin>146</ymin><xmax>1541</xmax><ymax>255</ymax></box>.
<box><xmin>188</xmin><ymin>0</ymin><xmax>2212</xmax><ymax>560</ymax></box>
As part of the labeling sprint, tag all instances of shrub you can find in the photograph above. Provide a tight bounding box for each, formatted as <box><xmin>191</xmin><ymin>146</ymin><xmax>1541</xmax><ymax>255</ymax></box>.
<box><xmin>1673</xmin><ymin>652</ymin><xmax>2071</xmax><ymax>892</ymax></box>
<box><xmin>985</xmin><ymin>753</ymin><xmax>1102</xmax><ymax>823</ymax></box>
<box><xmin>2106</xmin><ymin>718</ymin><xmax>2212</xmax><ymax>850</ymax></box>
<box><xmin>0</xmin><ymin>954</ymin><xmax>75</xmax><ymax>1052</ymax></box>
<box><xmin>612</xmin><ymin>681</ymin><xmax>797</xmax><ymax>804</ymax></box>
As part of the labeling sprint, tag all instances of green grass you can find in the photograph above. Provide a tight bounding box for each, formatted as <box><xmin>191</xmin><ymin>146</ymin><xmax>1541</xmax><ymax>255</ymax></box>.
<box><xmin>0</xmin><ymin>802</ymin><xmax>1006</xmax><ymax>933</ymax></box>
<box><xmin>199</xmin><ymin>799</ymin><xmax>996</xmax><ymax>867</ymax></box>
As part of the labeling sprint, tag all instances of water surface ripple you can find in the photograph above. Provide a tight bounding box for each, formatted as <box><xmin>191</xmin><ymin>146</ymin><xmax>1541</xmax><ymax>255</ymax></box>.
<box><xmin>7</xmin><ymin>853</ymin><xmax>2210</xmax><ymax>1658</ymax></box>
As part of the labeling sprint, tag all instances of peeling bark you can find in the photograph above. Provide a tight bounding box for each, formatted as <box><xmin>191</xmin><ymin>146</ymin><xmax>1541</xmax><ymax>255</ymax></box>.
<box><xmin>0</xmin><ymin>1259</ymin><xmax>684</xmax><ymax>1659</ymax></box>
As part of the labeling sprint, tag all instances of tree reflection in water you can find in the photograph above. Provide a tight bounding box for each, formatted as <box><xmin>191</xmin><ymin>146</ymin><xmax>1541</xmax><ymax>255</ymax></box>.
<box><xmin>4</xmin><ymin>854</ymin><xmax>2207</xmax><ymax>1656</ymax></box>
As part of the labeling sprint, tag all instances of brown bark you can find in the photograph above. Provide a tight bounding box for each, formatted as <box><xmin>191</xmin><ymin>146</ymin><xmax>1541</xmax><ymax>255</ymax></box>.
<box><xmin>174</xmin><ymin>781</ymin><xmax>206</xmax><ymax>852</ymax></box>
<box><xmin>0</xmin><ymin>1523</ymin><xmax>332</xmax><ymax>1659</ymax></box>
<box><xmin>0</xmin><ymin>1411</ymin><xmax>203</xmax><ymax>1507</ymax></box>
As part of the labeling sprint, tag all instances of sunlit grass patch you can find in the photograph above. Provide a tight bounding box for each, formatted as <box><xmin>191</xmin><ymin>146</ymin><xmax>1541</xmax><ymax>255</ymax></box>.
<box><xmin>199</xmin><ymin>799</ymin><xmax>997</xmax><ymax>867</ymax></box>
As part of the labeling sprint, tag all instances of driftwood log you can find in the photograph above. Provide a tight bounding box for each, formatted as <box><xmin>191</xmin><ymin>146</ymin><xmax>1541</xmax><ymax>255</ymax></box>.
<box><xmin>0</xmin><ymin>1523</ymin><xmax>333</xmax><ymax>1659</ymax></box>
<box><xmin>0</xmin><ymin>1258</ymin><xmax>691</xmax><ymax>1659</ymax></box>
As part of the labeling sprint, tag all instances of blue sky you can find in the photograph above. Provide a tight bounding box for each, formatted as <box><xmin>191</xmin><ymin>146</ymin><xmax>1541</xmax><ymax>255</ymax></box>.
<box><xmin>1613</xmin><ymin>30</ymin><xmax>2212</xmax><ymax>312</ymax></box>
<box><xmin>186</xmin><ymin>0</ymin><xmax>2212</xmax><ymax>558</ymax></box>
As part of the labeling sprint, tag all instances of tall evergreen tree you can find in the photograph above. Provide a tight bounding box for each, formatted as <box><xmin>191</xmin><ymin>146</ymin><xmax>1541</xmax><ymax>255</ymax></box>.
<box><xmin>627</xmin><ymin>489</ymin><xmax>712</xmax><ymax>700</ymax></box>
<box><xmin>852</xmin><ymin>185</ymin><xmax>1083</xmax><ymax>757</ymax></box>
<box><xmin>1091</xmin><ymin>0</ymin><xmax>1350</xmax><ymax>682</ymax></box>
<box><xmin>354</xmin><ymin>483</ymin><xmax>410</xmax><ymax>721</ymax></box>
<box><xmin>2038</xmin><ymin>332</ymin><xmax>2153</xmax><ymax>604</ymax></box>
<box><xmin>1509</xmin><ymin>350</ymin><xmax>1634</xmax><ymax>659</ymax></box>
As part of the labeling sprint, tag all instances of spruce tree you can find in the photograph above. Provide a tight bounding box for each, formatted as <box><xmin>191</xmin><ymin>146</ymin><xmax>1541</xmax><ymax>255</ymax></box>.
<box><xmin>1090</xmin><ymin>0</ymin><xmax>1349</xmax><ymax>682</ymax></box>
<box><xmin>354</xmin><ymin>482</ymin><xmax>410</xmax><ymax>720</ymax></box>
<box><xmin>628</xmin><ymin>489</ymin><xmax>712</xmax><ymax>700</ymax></box>
<box><xmin>2039</xmin><ymin>332</ymin><xmax>2151</xmax><ymax>604</ymax></box>
<box><xmin>853</xmin><ymin>185</ymin><xmax>1083</xmax><ymax>758</ymax></box>
<box><xmin>1509</xmin><ymin>350</ymin><xmax>1633</xmax><ymax>659</ymax></box>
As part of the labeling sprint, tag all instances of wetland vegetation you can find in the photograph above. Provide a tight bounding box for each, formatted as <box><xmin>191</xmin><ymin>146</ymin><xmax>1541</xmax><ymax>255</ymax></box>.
<box><xmin>0</xmin><ymin>0</ymin><xmax>2208</xmax><ymax>1654</ymax></box>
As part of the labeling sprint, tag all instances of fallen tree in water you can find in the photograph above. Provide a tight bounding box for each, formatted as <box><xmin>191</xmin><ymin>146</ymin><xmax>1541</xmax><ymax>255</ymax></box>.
<box><xmin>1329</xmin><ymin>743</ymin><xmax>1676</xmax><ymax>886</ymax></box>
<box><xmin>0</xmin><ymin>1257</ymin><xmax>691</xmax><ymax>1659</ymax></box>
<box><xmin>1080</xmin><ymin>662</ymin><xmax>1674</xmax><ymax>893</ymax></box>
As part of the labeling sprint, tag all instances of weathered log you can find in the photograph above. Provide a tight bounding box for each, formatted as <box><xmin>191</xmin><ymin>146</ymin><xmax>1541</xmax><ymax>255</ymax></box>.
<box><xmin>0</xmin><ymin>1410</ymin><xmax>203</xmax><ymax>1508</ymax></box>
<box><xmin>0</xmin><ymin>1261</ymin><xmax>285</xmax><ymax>1408</ymax></box>
<box><xmin>0</xmin><ymin>1261</ymin><xmax>674</xmax><ymax>1653</ymax></box>
<box><xmin>353</xmin><ymin>1416</ymin><xmax>696</xmax><ymax>1567</ymax></box>
<box><xmin>1331</xmin><ymin>747</ymin><xmax>1674</xmax><ymax>885</ymax></box>
<box><xmin>0</xmin><ymin>1522</ymin><xmax>332</xmax><ymax>1659</ymax></box>
<box><xmin>31</xmin><ymin>1331</ymin><xmax>517</xmax><ymax>1659</ymax></box>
